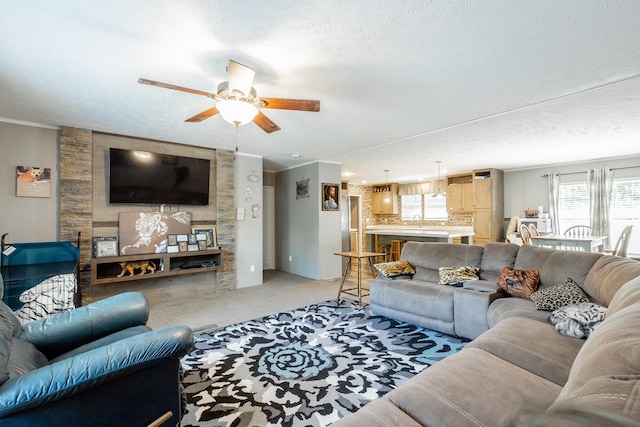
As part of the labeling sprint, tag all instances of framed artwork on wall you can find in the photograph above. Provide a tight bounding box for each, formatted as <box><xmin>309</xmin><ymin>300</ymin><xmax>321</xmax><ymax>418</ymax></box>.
<box><xmin>322</xmin><ymin>183</ymin><xmax>340</xmax><ymax>211</ymax></box>
<box><xmin>296</xmin><ymin>178</ymin><xmax>310</xmax><ymax>199</ymax></box>
<box><xmin>16</xmin><ymin>166</ymin><xmax>52</xmax><ymax>198</ymax></box>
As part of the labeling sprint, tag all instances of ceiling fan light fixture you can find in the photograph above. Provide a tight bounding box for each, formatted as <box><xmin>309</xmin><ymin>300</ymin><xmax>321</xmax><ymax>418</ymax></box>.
<box><xmin>216</xmin><ymin>99</ymin><xmax>258</xmax><ymax>126</ymax></box>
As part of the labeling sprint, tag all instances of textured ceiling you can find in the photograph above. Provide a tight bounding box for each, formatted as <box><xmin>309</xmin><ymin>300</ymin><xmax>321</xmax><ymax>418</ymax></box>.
<box><xmin>1</xmin><ymin>1</ymin><xmax>639</xmax><ymax>184</ymax></box>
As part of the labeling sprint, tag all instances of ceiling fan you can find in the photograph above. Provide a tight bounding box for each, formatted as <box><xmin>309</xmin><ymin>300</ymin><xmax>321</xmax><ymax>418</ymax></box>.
<box><xmin>138</xmin><ymin>60</ymin><xmax>320</xmax><ymax>133</ymax></box>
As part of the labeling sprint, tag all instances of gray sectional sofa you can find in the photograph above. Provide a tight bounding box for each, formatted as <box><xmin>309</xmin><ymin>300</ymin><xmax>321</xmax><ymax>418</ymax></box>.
<box><xmin>332</xmin><ymin>242</ymin><xmax>640</xmax><ymax>426</ymax></box>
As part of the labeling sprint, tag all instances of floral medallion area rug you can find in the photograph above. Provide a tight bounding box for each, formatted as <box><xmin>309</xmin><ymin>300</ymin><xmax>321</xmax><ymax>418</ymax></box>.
<box><xmin>180</xmin><ymin>299</ymin><xmax>469</xmax><ymax>427</ymax></box>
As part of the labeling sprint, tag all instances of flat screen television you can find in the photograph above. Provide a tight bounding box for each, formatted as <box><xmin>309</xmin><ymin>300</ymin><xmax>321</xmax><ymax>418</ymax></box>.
<box><xmin>109</xmin><ymin>148</ymin><xmax>210</xmax><ymax>205</ymax></box>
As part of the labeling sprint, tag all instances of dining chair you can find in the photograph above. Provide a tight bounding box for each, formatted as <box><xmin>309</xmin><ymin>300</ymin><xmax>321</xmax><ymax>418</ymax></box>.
<box><xmin>605</xmin><ymin>225</ymin><xmax>633</xmax><ymax>258</ymax></box>
<box><xmin>528</xmin><ymin>224</ymin><xmax>540</xmax><ymax>237</ymax></box>
<box><xmin>564</xmin><ymin>225</ymin><xmax>593</xmax><ymax>237</ymax></box>
<box><xmin>520</xmin><ymin>224</ymin><xmax>532</xmax><ymax>245</ymax></box>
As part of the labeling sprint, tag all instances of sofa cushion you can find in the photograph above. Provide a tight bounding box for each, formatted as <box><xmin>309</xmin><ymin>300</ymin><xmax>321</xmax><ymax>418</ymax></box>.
<box><xmin>438</xmin><ymin>266</ymin><xmax>479</xmax><ymax>286</ymax></box>
<box><xmin>401</xmin><ymin>242</ymin><xmax>484</xmax><ymax>283</ymax></box>
<box><xmin>606</xmin><ymin>276</ymin><xmax>640</xmax><ymax>318</ymax></box>
<box><xmin>373</xmin><ymin>259</ymin><xmax>415</xmax><ymax>278</ymax></box>
<box><xmin>529</xmin><ymin>278</ymin><xmax>589</xmax><ymax>311</ymax></box>
<box><xmin>467</xmin><ymin>316</ymin><xmax>584</xmax><ymax>386</ymax></box>
<box><xmin>557</xmin><ymin>302</ymin><xmax>640</xmax><ymax>403</ymax></box>
<box><xmin>6</xmin><ymin>338</ymin><xmax>48</xmax><ymax>378</ymax></box>
<box><xmin>487</xmin><ymin>297</ymin><xmax>552</xmax><ymax>327</ymax></box>
<box><xmin>0</xmin><ymin>322</ymin><xmax>11</xmax><ymax>386</ymax></box>
<box><xmin>370</xmin><ymin>278</ymin><xmax>456</xmax><ymax>323</ymax></box>
<box><xmin>514</xmin><ymin>246</ymin><xmax>602</xmax><ymax>292</ymax></box>
<box><xmin>382</xmin><ymin>348</ymin><xmax>562</xmax><ymax>427</ymax></box>
<box><xmin>506</xmin><ymin>398</ymin><xmax>640</xmax><ymax>426</ymax></box>
<box><xmin>0</xmin><ymin>301</ymin><xmax>22</xmax><ymax>338</ymax></box>
<box><xmin>548</xmin><ymin>302</ymin><xmax>607</xmax><ymax>339</ymax></box>
<box><xmin>497</xmin><ymin>267</ymin><xmax>540</xmax><ymax>299</ymax></box>
<box><xmin>480</xmin><ymin>242</ymin><xmax>519</xmax><ymax>282</ymax></box>
<box><xmin>583</xmin><ymin>256</ymin><xmax>640</xmax><ymax>308</ymax></box>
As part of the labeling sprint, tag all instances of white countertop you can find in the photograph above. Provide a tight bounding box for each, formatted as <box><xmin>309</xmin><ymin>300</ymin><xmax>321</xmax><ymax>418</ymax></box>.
<box><xmin>364</xmin><ymin>226</ymin><xmax>474</xmax><ymax>238</ymax></box>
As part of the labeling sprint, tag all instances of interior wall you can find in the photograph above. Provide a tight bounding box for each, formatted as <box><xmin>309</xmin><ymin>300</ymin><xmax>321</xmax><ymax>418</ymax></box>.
<box><xmin>275</xmin><ymin>161</ymin><xmax>342</xmax><ymax>280</ymax></box>
<box><xmin>91</xmin><ymin>132</ymin><xmax>217</xmax><ymax>232</ymax></box>
<box><xmin>234</xmin><ymin>153</ymin><xmax>263</xmax><ymax>288</ymax></box>
<box><xmin>504</xmin><ymin>155</ymin><xmax>640</xmax><ymax>219</ymax></box>
<box><xmin>0</xmin><ymin>121</ymin><xmax>59</xmax><ymax>243</ymax></box>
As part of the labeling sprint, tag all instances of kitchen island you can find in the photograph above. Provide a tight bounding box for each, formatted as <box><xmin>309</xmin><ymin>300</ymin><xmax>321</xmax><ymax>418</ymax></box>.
<box><xmin>365</xmin><ymin>226</ymin><xmax>475</xmax><ymax>252</ymax></box>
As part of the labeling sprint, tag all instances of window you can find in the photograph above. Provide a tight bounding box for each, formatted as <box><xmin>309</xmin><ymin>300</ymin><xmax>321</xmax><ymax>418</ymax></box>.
<box><xmin>610</xmin><ymin>178</ymin><xmax>640</xmax><ymax>254</ymax></box>
<box><xmin>558</xmin><ymin>182</ymin><xmax>589</xmax><ymax>234</ymax></box>
<box><xmin>401</xmin><ymin>195</ymin><xmax>422</xmax><ymax>220</ymax></box>
<box><xmin>401</xmin><ymin>194</ymin><xmax>448</xmax><ymax>220</ymax></box>
<box><xmin>557</xmin><ymin>177</ymin><xmax>640</xmax><ymax>255</ymax></box>
<box><xmin>424</xmin><ymin>194</ymin><xmax>448</xmax><ymax>220</ymax></box>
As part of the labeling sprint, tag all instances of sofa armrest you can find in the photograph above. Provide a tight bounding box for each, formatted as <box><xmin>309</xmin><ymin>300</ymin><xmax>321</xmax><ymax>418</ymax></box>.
<box><xmin>463</xmin><ymin>279</ymin><xmax>501</xmax><ymax>293</ymax></box>
<box><xmin>19</xmin><ymin>292</ymin><xmax>149</xmax><ymax>360</ymax></box>
<box><xmin>0</xmin><ymin>325</ymin><xmax>193</xmax><ymax>419</ymax></box>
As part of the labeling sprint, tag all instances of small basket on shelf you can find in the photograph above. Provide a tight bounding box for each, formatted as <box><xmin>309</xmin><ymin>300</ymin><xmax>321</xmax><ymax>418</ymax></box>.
<box><xmin>524</xmin><ymin>209</ymin><xmax>539</xmax><ymax>218</ymax></box>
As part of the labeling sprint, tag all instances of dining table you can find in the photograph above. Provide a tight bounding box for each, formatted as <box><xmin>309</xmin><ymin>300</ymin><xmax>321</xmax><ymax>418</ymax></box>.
<box><xmin>530</xmin><ymin>234</ymin><xmax>607</xmax><ymax>252</ymax></box>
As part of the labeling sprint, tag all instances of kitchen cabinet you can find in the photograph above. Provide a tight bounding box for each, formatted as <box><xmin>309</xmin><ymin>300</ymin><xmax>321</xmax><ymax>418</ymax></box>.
<box><xmin>372</xmin><ymin>183</ymin><xmax>398</xmax><ymax>214</ymax></box>
<box><xmin>446</xmin><ymin>174</ymin><xmax>474</xmax><ymax>212</ymax></box>
<box><xmin>472</xmin><ymin>169</ymin><xmax>504</xmax><ymax>244</ymax></box>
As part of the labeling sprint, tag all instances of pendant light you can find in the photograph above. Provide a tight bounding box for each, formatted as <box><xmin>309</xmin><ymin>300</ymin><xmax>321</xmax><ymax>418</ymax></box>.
<box><xmin>435</xmin><ymin>161</ymin><xmax>446</xmax><ymax>198</ymax></box>
<box><xmin>384</xmin><ymin>170</ymin><xmax>391</xmax><ymax>203</ymax></box>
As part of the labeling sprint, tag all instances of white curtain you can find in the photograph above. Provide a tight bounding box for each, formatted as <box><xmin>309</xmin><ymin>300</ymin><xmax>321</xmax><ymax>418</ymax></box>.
<box><xmin>547</xmin><ymin>173</ymin><xmax>560</xmax><ymax>233</ymax></box>
<box><xmin>587</xmin><ymin>168</ymin><xmax>614</xmax><ymax>241</ymax></box>
<box><xmin>398</xmin><ymin>180</ymin><xmax>440</xmax><ymax>196</ymax></box>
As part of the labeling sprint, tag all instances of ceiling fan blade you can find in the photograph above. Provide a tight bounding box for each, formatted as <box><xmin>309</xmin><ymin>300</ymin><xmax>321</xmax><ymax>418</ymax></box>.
<box><xmin>253</xmin><ymin>111</ymin><xmax>281</xmax><ymax>133</ymax></box>
<box><xmin>260</xmin><ymin>97</ymin><xmax>320</xmax><ymax>112</ymax></box>
<box><xmin>138</xmin><ymin>78</ymin><xmax>215</xmax><ymax>98</ymax></box>
<box><xmin>227</xmin><ymin>60</ymin><xmax>255</xmax><ymax>97</ymax></box>
<box><xmin>185</xmin><ymin>106</ymin><xmax>219</xmax><ymax>122</ymax></box>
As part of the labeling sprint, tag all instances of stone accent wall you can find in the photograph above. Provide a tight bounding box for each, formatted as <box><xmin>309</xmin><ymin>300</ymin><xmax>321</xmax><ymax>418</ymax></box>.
<box><xmin>59</xmin><ymin>127</ymin><xmax>93</xmax><ymax>299</ymax></box>
<box><xmin>58</xmin><ymin>127</ymin><xmax>237</xmax><ymax>302</ymax></box>
<box><xmin>214</xmin><ymin>150</ymin><xmax>236</xmax><ymax>292</ymax></box>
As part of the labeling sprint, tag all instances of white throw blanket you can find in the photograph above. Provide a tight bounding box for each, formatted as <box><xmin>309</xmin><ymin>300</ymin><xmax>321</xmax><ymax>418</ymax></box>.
<box><xmin>13</xmin><ymin>273</ymin><xmax>77</xmax><ymax>324</ymax></box>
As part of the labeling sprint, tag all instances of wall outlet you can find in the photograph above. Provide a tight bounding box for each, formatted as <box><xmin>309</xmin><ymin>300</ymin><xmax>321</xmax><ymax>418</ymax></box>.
<box><xmin>250</xmin><ymin>264</ymin><xmax>255</xmax><ymax>272</ymax></box>
<box><xmin>289</xmin><ymin>255</ymin><xmax>292</xmax><ymax>262</ymax></box>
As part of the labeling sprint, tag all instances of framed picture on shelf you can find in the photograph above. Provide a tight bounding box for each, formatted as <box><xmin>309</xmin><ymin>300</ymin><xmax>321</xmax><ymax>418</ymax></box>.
<box><xmin>178</xmin><ymin>241</ymin><xmax>188</xmax><ymax>252</ymax></box>
<box><xmin>192</xmin><ymin>226</ymin><xmax>217</xmax><ymax>249</ymax></box>
<box><xmin>92</xmin><ymin>237</ymin><xmax>118</xmax><ymax>258</ymax></box>
<box><xmin>321</xmin><ymin>183</ymin><xmax>340</xmax><ymax>211</ymax></box>
<box><xmin>187</xmin><ymin>244</ymin><xmax>199</xmax><ymax>252</ymax></box>
<box><xmin>198</xmin><ymin>240</ymin><xmax>207</xmax><ymax>251</ymax></box>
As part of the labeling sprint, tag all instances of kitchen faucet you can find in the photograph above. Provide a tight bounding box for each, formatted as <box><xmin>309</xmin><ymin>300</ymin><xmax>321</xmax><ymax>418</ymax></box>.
<box><xmin>413</xmin><ymin>214</ymin><xmax>423</xmax><ymax>228</ymax></box>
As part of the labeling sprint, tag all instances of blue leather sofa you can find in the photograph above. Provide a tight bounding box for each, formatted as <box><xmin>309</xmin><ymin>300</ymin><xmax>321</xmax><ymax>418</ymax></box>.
<box><xmin>0</xmin><ymin>288</ymin><xmax>193</xmax><ymax>426</ymax></box>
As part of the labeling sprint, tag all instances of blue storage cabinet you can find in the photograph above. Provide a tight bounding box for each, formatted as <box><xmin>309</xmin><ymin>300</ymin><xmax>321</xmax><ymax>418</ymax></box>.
<box><xmin>1</xmin><ymin>235</ymin><xmax>80</xmax><ymax>321</ymax></box>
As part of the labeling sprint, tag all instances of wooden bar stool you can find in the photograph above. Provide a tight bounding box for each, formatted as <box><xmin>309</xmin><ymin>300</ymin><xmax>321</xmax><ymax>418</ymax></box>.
<box><xmin>389</xmin><ymin>239</ymin><xmax>406</xmax><ymax>261</ymax></box>
<box><xmin>376</xmin><ymin>243</ymin><xmax>390</xmax><ymax>262</ymax></box>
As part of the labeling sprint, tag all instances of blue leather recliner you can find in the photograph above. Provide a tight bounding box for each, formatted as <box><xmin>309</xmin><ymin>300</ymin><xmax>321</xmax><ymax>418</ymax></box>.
<box><xmin>0</xmin><ymin>289</ymin><xmax>194</xmax><ymax>426</ymax></box>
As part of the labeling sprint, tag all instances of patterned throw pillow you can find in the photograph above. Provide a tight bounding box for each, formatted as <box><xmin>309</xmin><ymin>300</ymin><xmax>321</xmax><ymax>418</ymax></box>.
<box><xmin>548</xmin><ymin>302</ymin><xmax>607</xmax><ymax>339</ymax></box>
<box><xmin>497</xmin><ymin>267</ymin><xmax>540</xmax><ymax>299</ymax></box>
<box><xmin>374</xmin><ymin>259</ymin><xmax>415</xmax><ymax>278</ymax></box>
<box><xmin>438</xmin><ymin>266</ymin><xmax>480</xmax><ymax>287</ymax></box>
<box><xmin>529</xmin><ymin>278</ymin><xmax>590</xmax><ymax>311</ymax></box>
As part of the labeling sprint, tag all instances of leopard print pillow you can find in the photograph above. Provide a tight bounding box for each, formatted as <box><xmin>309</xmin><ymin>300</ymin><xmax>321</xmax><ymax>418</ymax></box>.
<box><xmin>497</xmin><ymin>267</ymin><xmax>540</xmax><ymax>299</ymax></box>
<box><xmin>529</xmin><ymin>278</ymin><xmax>589</xmax><ymax>311</ymax></box>
<box><xmin>374</xmin><ymin>259</ymin><xmax>415</xmax><ymax>278</ymax></box>
<box><xmin>438</xmin><ymin>266</ymin><xmax>479</xmax><ymax>287</ymax></box>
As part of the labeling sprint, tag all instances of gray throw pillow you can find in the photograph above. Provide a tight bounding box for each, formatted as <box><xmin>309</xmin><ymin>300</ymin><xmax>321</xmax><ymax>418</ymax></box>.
<box><xmin>548</xmin><ymin>302</ymin><xmax>607</xmax><ymax>339</ymax></box>
<box><xmin>529</xmin><ymin>278</ymin><xmax>589</xmax><ymax>311</ymax></box>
